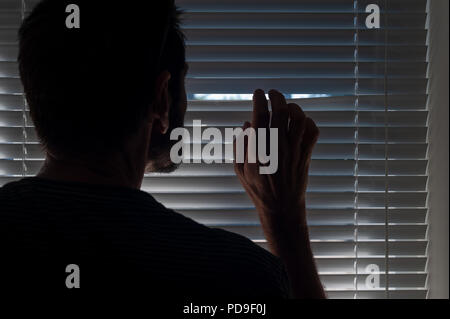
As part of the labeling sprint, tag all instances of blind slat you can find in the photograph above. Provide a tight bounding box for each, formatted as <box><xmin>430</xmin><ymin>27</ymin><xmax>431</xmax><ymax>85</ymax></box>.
<box><xmin>182</xmin><ymin>12</ymin><xmax>426</xmax><ymax>29</ymax></box>
<box><xmin>183</xmin><ymin>29</ymin><xmax>427</xmax><ymax>45</ymax></box>
<box><xmin>176</xmin><ymin>0</ymin><xmax>427</xmax><ymax>13</ymax></box>
<box><xmin>186</xmin><ymin>45</ymin><xmax>428</xmax><ymax>63</ymax></box>
<box><xmin>0</xmin><ymin>160</ymin><xmax>428</xmax><ymax>178</ymax></box>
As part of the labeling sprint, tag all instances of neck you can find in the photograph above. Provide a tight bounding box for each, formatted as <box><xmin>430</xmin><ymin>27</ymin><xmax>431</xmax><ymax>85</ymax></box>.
<box><xmin>37</xmin><ymin>125</ymin><xmax>152</xmax><ymax>190</ymax></box>
<box><xmin>38</xmin><ymin>154</ymin><xmax>145</xmax><ymax>190</ymax></box>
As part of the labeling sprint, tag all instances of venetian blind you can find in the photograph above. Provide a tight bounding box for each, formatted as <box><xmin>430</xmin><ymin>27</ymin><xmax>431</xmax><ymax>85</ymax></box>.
<box><xmin>0</xmin><ymin>0</ymin><xmax>429</xmax><ymax>298</ymax></box>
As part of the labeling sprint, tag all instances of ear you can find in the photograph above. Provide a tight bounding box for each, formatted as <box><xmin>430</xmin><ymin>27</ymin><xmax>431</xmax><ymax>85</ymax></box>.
<box><xmin>152</xmin><ymin>70</ymin><xmax>171</xmax><ymax>134</ymax></box>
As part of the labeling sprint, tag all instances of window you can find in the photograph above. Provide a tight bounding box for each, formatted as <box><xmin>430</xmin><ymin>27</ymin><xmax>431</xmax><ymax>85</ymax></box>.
<box><xmin>0</xmin><ymin>0</ymin><xmax>429</xmax><ymax>298</ymax></box>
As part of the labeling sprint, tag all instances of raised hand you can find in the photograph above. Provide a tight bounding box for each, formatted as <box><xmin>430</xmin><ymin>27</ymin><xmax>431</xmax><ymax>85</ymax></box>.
<box><xmin>234</xmin><ymin>89</ymin><xmax>325</xmax><ymax>298</ymax></box>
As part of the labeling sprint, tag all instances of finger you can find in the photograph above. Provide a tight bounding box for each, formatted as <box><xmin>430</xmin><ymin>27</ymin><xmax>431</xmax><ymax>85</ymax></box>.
<box><xmin>288</xmin><ymin>103</ymin><xmax>307</xmax><ymax>167</ymax></box>
<box><xmin>252</xmin><ymin>89</ymin><xmax>270</xmax><ymax>129</ymax></box>
<box><xmin>300</xmin><ymin>118</ymin><xmax>320</xmax><ymax>164</ymax></box>
<box><xmin>303</xmin><ymin>117</ymin><xmax>320</xmax><ymax>146</ymax></box>
<box><xmin>236</xmin><ymin>121</ymin><xmax>251</xmax><ymax>164</ymax></box>
<box><xmin>243</xmin><ymin>121</ymin><xmax>252</xmax><ymax>163</ymax></box>
<box><xmin>268</xmin><ymin>90</ymin><xmax>288</xmax><ymax>132</ymax></box>
<box><xmin>233</xmin><ymin>133</ymin><xmax>243</xmax><ymax>175</ymax></box>
<box><xmin>287</xmin><ymin>103</ymin><xmax>307</xmax><ymax>147</ymax></box>
<box><xmin>234</xmin><ymin>121</ymin><xmax>251</xmax><ymax>175</ymax></box>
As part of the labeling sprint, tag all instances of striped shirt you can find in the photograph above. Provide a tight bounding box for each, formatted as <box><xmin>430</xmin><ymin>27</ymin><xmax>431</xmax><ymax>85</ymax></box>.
<box><xmin>0</xmin><ymin>177</ymin><xmax>290</xmax><ymax>297</ymax></box>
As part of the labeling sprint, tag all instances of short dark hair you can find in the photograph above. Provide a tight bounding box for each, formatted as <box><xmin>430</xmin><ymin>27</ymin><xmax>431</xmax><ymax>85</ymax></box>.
<box><xmin>18</xmin><ymin>0</ymin><xmax>185</xmax><ymax>157</ymax></box>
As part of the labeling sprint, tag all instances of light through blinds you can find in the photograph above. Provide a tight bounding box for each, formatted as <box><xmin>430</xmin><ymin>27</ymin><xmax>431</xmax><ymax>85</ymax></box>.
<box><xmin>0</xmin><ymin>0</ymin><xmax>429</xmax><ymax>298</ymax></box>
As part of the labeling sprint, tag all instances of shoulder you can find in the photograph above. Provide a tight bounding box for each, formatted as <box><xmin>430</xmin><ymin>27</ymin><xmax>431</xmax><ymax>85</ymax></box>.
<box><xmin>0</xmin><ymin>179</ymin><xmax>25</xmax><ymax>198</ymax></box>
<box><xmin>0</xmin><ymin>179</ymin><xmax>31</xmax><ymax>217</ymax></box>
<box><xmin>210</xmin><ymin>226</ymin><xmax>286</xmax><ymax>271</ymax></box>
<box><xmin>154</xmin><ymin>206</ymin><xmax>285</xmax><ymax>270</ymax></box>
<box><xmin>164</xmin><ymin>212</ymin><xmax>291</xmax><ymax>297</ymax></box>
<box><xmin>211</xmin><ymin>228</ymin><xmax>291</xmax><ymax>297</ymax></box>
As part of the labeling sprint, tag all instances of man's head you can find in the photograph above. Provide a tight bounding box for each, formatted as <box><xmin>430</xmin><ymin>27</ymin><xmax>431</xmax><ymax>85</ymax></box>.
<box><xmin>18</xmin><ymin>0</ymin><xmax>187</xmax><ymax>173</ymax></box>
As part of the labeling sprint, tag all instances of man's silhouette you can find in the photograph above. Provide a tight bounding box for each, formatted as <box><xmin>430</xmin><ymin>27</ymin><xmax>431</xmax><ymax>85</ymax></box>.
<box><xmin>0</xmin><ymin>0</ymin><xmax>324</xmax><ymax>298</ymax></box>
